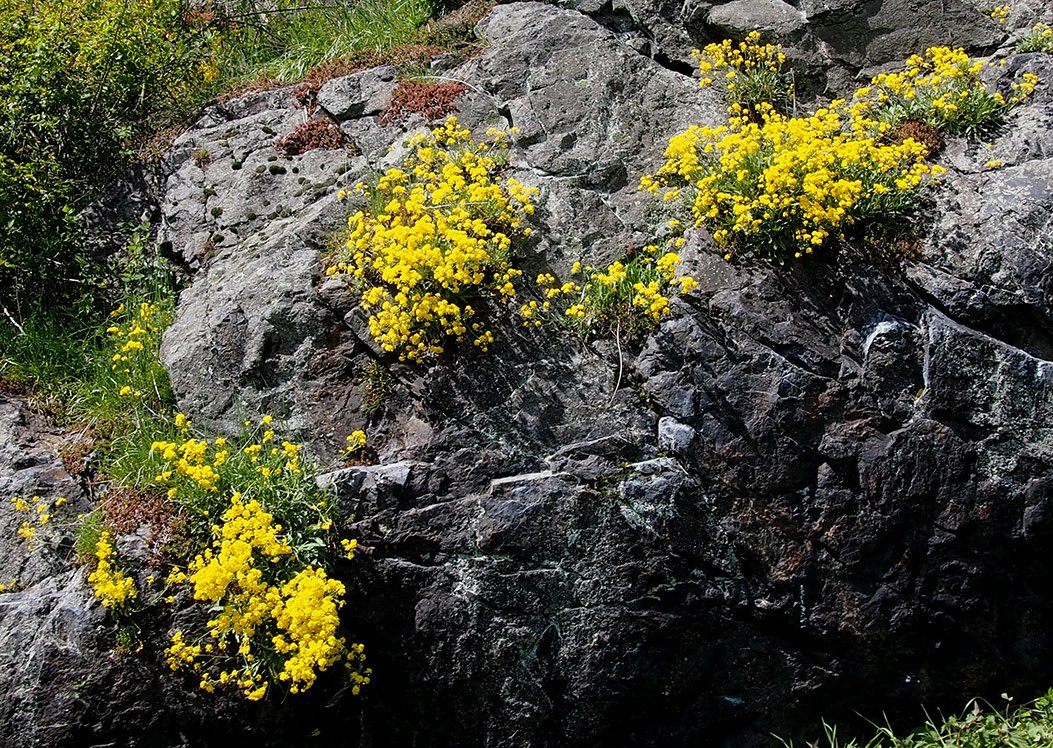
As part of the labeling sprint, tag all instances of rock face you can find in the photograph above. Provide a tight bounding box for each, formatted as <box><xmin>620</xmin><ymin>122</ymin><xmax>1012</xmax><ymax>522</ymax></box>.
<box><xmin>557</xmin><ymin>0</ymin><xmax>1011</xmax><ymax>91</ymax></box>
<box><xmin>11</xmin><ymin>0</ymin><xmax>1053</xmax><ymax>745</ymax></box>
<box><xmin>159</xmin><ymin>0</ymin><xmax>722</xmax><ymax>446</ymax></box>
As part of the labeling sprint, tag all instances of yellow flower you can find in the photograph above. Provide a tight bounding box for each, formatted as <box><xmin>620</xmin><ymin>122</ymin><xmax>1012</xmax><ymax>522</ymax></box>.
<box><xmin>344</xmin><ymin>430</ymin><xmax>367</xmax><ymax>452</ymax></box>
<box><xmin>87</xmin><ymin>531</ymin><xmax>137</xmax><ymax>609</ymax></box>
<box><xmin>327</xmin><ymin>117</ymin><xmax>536</xmax><ymax>363</ymax></box>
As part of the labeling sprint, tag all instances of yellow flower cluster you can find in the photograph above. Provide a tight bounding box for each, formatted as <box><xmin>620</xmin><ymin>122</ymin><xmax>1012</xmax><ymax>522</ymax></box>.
<box><xmin>327</xmin><ymin>117</ymin><xmax>537</xmax><ymax>362</ymax></box>
<box><xmin>524</xmin><ymin>243</ymin><xmax>697</xmax><ymax>342</ymax></box>
<box><xmin>165</xmin><ymin>492</ymin><xmax>367</xmax><ymax>700</ymax></box>
<box><xmin>693</xmin><ymin>31</ymin><xmax>792</xmax><ymax>116</ymax></box>
<box><xmin>344</xmin><ymin>430</ymin><xmax>367</xmax><ymax>454</ymax></box>
<box><xmin>87</xmin><ymin>530</ymin><xmax>137</xmax><ymax>609</ymax></box>
<box><xmin>856</xmin><ymin>46</ymin><xmax>1039</xmax><ymax>135</ymax></box>
<box><xmin>1019</xmin><ymin>22</ymin><xmax>1053</xmax><ymax>53</ymax></box>
<box><xmin>106</xmin><ymin>301</ymin><xmax>172</xmax><ymax>403</ymax></box>
<box><xmin>151</xmin><ymin>435</ymin><xmax>223</xmax><ymax>494</ymax></box>
<box><xmin>149</xmin><ymin>416</ymin><xmax>307</xmax><ymax>517</ymax></box>
<box><xmin>340</xmin><ymin>537</ymin><xmax>358</xmax><ymax>560</ymax></box>
<box><xmin>989</xmin><ymin>4</ymin><xmax>1010</xmax><ymax>23</ymax></box>
<box><xmin>272</xmin><ymin>567</ymin><xmax>347</xmax><ymax>694</ymax></box>
<box><xmin>655</xmin><ymin>38</ymin><xmax>1042</xmax><ymax>259</ymax></box>
<box><xmin>9</xmin><ymin>494</ymin><xmax>68</xmax><ymax>551</ymax></box>
<box><xmin>643</xmin><ymin>100</ymin><xmax>938</xmax><ymax>257</ymax></box>
<box><xmin>187</xmin><ymin>492</ymin><xmax>292</xmax><ymax>602</ymax></box>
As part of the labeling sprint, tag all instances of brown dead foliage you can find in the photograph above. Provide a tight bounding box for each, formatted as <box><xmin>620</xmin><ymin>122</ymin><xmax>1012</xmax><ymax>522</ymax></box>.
<box><xmin>891</xmin><ymin>118</ymin><xmax>945</xmax><ymax>159</ymax></box>
<box><xmin>0</xmin><ymin>376</ymin><xmax>33</xmax><ymax>398</ymax></box>
<box><xmin>100</xmin><ymin>484</ymin><xmax>186</xmax><ymax>559</ymax></box>
<box><xmin>274</xmin><ymin>118</ymin><xmax>355</xmax><ymax>156</ymax></box>
<box><xmin>380</xmin><ymin>80</ymin><xmax>469</xmax><ymax>125</ymax></box>
<box><xmin>58</xmin><ymin>430</ymin><xmax>97</xmax><ymax>479</ymax></box>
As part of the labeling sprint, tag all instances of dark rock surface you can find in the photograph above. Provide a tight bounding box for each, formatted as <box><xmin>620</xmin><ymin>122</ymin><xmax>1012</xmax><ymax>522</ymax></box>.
<box><xmin>556</xmin><ymin>0</ymin><xmax>1015</xmax><ymax>91</ymax></box>
<box><xmin>155</xmin><ymin>4</ymin><xmax>1053</xmax><ymax>741</ymax></box>
<box><xmin>7</xmin><ymin>0</ymin><xmax>1053</xmax><ymax>746</ymax></box>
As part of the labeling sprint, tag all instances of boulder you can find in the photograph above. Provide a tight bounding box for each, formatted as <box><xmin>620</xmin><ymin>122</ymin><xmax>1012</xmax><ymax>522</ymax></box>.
<box><xmin>23</xmin><ymin>1</ymin><xmax>1053</xmax><ymax>745</ymax></box>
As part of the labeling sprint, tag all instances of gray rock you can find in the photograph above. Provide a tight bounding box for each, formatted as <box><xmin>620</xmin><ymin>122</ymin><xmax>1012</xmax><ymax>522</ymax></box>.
<box><xmin>0</xmin><ymin>397</ymin><xmax>89</xmax><ymax>589</ymax></box>
<box><xmin>161</xmin><ymin>1</ymin><xmax>720</xmax><ymax>457</ymax></box>
<box><xmin>657</xmin><ymin>415</ymin><xmax>696</xmax><ymax>456</ymax></box>
<box><xmin>0</xmin><ymin>571</ymin><xmax>102</xmax><ymax>747</ymax></box>
<box><xmin>46</xmin><ymin>1</ymin><xmax>1053</xmax><ymax>746</ymax></box>
<box><xmin>318</xmin><ymin>460</ymin><xmax>416</xmax><ymax>515</ymax></box>
<box><xmin>807</xmin><ymin>0</ymin><xmax>1003</xmax><ymax>71</ymax></box>
<box><xmin>317</xmin><ymin>65</ymin><xmax>398</xmax><ymax>121</ymax></box>
<box><xmin>707</xmin><ymin>0</ymin><xmax>807</xmax><ymax>37</ymax></box>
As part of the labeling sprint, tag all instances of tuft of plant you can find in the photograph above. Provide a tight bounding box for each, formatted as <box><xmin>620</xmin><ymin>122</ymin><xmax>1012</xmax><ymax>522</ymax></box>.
<box><xmin>641</xmin><ymin>101</ymin><xmax>941</xmax><ymax>260</ymax></box>
<box><xmin>380</xmin><ymin>79</ymin><xmax>470</xmax><ymax>125</ymax></box>
<box><xmin>9</xmin><ymin>493</ymin><xmax>71</xmax><ymax>553</ymax></box>
<box><xmin>780</xmin><ymin>690</ymin><xmax>1053</xmax><ymax>747</ymax></box>
<box><xmin>87</xmin><ymin>530</ymin><xmax>138</xmax><ymax>610</ymax></box>
<box><xmin>74</xmin><ymin>509</ymin><xmax>106</xmax><ymax>562</ymax></box>
<box><xmin>1018</xmin><ymin>22</ymin><xmax>1053</xmax><ymax>53</ymax></box>
<box><xmin>163</xmin><ymin>488</ymin><xmax>369</xmax><ymax>700</ymax></box>
<box><xmin>104</xmin><ymin>318</ymin><xmax>370</xmax><ymax>702</ymax></box>
<box><xmin>694</xmin><ymin>31</ymin><xmax>794</xmax><ymax>118</ymax></box>
<box><xmin>362</xmin><ymin>360</ymin><xmax>394</xmax><ymax>414</ymax></box>
<box><xmin>645</xmin><ymin>40</ymin><xmax>1041</xmax><ymax>261</ymax></box>
<box><xmin>522</xmin><ymin>243</ymin><xmax>697</xmax><ymax>345</ymax></box>
<box><xmin>103</xmin><ymin>300</ymin><xmax>176</xmax><ymax>414</ymax></box>
<box><xmin>327</xmin><ymin>116</ymin><xmax>537</xmax><ymax>362</ymax></box>
<box><xmin>988</xmin><ymin>3</ymin><xmax>1011</xmax><ymax>23</ymax></box>
<box><xmin>853</xmin><ymin>46</ymin><xmax>1039</xmax><ymax>137</ymax></box>
<box><xmin>341</xmin><ymin>428</ymin><xmax>375</xmax><ymax>465</ymax></box>
<box><xmin>274</xmin><ymin>118</ymin><xmax>352</xmax><ymax>156</ymax></box>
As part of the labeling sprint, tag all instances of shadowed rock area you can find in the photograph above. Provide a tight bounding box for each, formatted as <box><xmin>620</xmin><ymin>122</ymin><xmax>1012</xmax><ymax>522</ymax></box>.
<box><xmin>4</xmin><ymin>0</ymin><xmax>1053</xmax><ymax>745</ymax></box>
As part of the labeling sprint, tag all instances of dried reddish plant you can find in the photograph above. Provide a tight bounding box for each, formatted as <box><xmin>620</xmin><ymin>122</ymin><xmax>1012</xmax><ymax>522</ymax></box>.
<box><xmin>891</xmin><ymin>118</ymin><xmax>945</xmax><ymax>158</ymax></box>
<box><xmin>274</xmin><ymin>118</ymin><xmax>351</xmax><ymax>156</ymax></box>
<box><xmin>380</xmin><ymin>80</ymin><xmax>469</xmax><ymax>125</ymax></box>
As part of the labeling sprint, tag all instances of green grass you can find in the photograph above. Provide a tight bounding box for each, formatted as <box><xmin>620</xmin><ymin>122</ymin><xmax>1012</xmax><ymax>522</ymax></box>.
<box><xmin>214</xmin><ymin>0</ymin><xmax>438</xmax><ymax>85</ymax></box>
<box><xmin>781</xmin><ymin>690</ymin><xmax>1053</xmax><ymax>748</ymax></box>
<box><xmin>74</xmin><ymin>509</ymin><xmax>105</xmax><ymax>562</ymax></box>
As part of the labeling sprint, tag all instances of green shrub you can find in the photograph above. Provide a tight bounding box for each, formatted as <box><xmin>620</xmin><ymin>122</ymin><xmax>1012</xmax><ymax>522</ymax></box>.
<box><xmin>0</xmin><ymin>0</ymin><xmax>215</xmax><ymax>313</ymax></box>
<box><xmin>523</xmin><ymin>244</ymin><xmax>697</xmax><ymax>345</ymax></box>
<box><xmin>218</xmin><ymin>0</ymin><xmax>436</xmax><ymax>84</ymax></box>
<box><xmin>853</xmin><ymin>47</ymin><xmax>1038</xmax><ymax>137</ymax></box>
<box><xmin>641</xmin><ymin>102</ymin><xmax>940</xmax><ymax>260</ymax></box>
<box><xmin>74</xmin><ymin>509</ymin><xmax>106</xmax><ymax>561</ymax></box>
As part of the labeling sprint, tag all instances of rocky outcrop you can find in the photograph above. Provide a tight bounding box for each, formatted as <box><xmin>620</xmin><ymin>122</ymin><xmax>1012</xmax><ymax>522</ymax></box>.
<box><xmin>152</xmin><ymin>2</ymin><xmax>1053</xmax><ymax>741</ymax></box>
<box><xmin>557</xmin><ymin>0</ymin><xmax>1012</xmax><ymax>89</ymax></box>
<box><xmin>8</xmin><ymin>0</ymin><xmax>1053</xmax><ymax>745</ymax></box>
<box><xmin>159</xmin><ymin>1</ymin><xmax>723</xmax><ymax>445</ymax></box>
